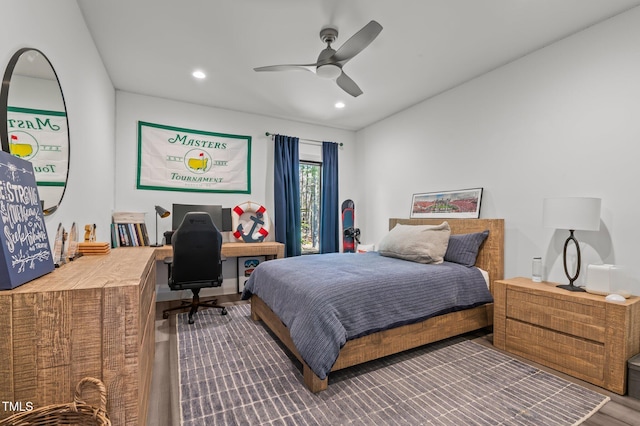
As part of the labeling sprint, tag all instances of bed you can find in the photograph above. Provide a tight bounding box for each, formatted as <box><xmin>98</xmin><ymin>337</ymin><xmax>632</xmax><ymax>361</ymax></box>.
<box><xmin>243</xmin><ymin>218</ymin><xmax>504</xmax><ymax>393</ymax></box>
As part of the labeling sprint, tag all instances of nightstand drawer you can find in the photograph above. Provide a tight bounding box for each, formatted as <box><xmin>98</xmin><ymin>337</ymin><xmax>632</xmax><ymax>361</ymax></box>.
<box><xmin>506</xmin><ymin>288</ymin><xmax>606</xmax><ymax>342</ymax></box>
<box><xmin>506</xmin><ymin>319</ymin><xmax>605</xmax><ymax>384</ymax></box>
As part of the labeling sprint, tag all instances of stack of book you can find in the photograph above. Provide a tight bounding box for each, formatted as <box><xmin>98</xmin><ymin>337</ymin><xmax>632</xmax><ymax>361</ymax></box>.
<box><xmin>111</xmin><ymin>212</ymin><xmax>150</xmax><ymax>247</ymax></box>
<box><xmin>78</xmin><ymin>241</ymin><xmax>111</xmax><ymax>255</ymax></box>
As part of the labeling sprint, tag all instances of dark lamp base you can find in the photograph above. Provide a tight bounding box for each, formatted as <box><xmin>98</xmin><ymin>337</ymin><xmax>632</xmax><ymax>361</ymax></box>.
<box><xmin>557</xmin><ymin>284</ymin><xmax>586</xmax><ymax>292</ymax></box>
<box><xmin>150</xmin><ymin>243</ymin><xmax>163</xmax><ymax>247</ymax></box>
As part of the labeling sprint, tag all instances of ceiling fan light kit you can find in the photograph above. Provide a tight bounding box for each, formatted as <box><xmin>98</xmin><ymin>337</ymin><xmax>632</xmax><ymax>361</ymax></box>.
<box><xmin>254</xmin><ymin>20</ymin><xmax>382</xmax><ymax>97</ymax></box>
<box><xmin>316</xmin><ymin>64</ymin><xmax>341</xmax><ymax>79</ymax></box>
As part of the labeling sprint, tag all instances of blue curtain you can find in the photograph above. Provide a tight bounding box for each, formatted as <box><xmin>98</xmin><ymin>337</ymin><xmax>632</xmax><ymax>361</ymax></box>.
<box><xmin>273</xmin><ymin>134</ymin><xmax>301</xmax><ymax>257</ymax></box>
<box><xmin>320</xmin><ymin>141</ymin><xmax>339</xmax><ymax>253</ymax></box>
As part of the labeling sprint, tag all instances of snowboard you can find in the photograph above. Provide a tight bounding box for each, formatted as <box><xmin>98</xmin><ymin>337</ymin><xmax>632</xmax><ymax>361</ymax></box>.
<box><xmin>342</xmin><ymin>199</ymin><xmax>356</xmax><ymax>253</ymax></box>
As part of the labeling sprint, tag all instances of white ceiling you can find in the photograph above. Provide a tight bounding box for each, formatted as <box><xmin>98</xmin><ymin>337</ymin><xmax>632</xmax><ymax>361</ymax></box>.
<box><xmin>76</xmin><ymin>0</ymin><xmax>640</xmax><ymax>131</ymax></box>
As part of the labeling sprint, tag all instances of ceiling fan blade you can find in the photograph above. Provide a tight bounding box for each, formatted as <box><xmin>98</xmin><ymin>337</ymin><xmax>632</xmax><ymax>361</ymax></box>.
<box><xmin>254</xmin><ymin>64</ymin><xmax>316</xmax><ymax>73</ymax></box>
<box><xmin>336</xmin><ymin>71</ymin><xmax>363</xmax><ymax>97</ymax></box>
<box><xmin>332</xmin><ymin>20</ymin><xmax>382</xmax><ymax>65</ymax></box>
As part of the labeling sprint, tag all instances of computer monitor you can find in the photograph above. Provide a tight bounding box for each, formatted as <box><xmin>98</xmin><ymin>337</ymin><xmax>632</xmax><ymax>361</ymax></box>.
<box><xmin>172</xmin><ymin>203</ymin><xmax>224</xmax><ymax>231</ymax></box>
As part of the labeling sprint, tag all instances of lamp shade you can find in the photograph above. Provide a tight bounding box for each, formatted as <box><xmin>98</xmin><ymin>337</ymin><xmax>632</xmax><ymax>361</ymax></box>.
<box><xmin>543</xmin><ymin>197</ymin><xmax>601</xmax><ymax>231</ymax></box>
<box><xmin>155</xmin><ymin>205</ymin><xmax>170</xmax><ymax>218</ymax></box>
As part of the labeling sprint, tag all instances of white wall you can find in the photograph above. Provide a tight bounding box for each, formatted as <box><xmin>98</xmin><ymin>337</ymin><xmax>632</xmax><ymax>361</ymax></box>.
<box><xmin>1</xmin><ymin>0</ymin><xmax>116</xmax><ymax>245</ymax></box>
<box><xmin>8</xmin><ymin>1</ymin><xmax>639</xmax><ymax>295</ymax></box>
<box><xmin>115</xmin><ymin>91</ymin><xmax>357</xmax><ymax>296</ymax></box>
<box><xmin>356</xmin><ymin>7</ymin><xmax>640</xmax><ymax>294</ymax></box>
<box><xmin>3</xmin><ymin>1</ymin><xmax>357</xmax><ymax>297</ymax></box>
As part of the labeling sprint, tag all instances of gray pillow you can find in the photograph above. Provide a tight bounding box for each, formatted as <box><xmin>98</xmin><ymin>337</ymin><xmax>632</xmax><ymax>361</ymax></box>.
<box><xmin>444</xmin><ymin>230</ymin><xmax>489</xmax><ymax>267</ymax></box>
<box><xmin>378</xmin><ymin>222</ymin><xmax>450</xmax><ymax>264</ymax></box>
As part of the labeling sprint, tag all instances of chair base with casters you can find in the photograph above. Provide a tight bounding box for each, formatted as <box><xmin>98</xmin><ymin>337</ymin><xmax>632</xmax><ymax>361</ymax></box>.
<box><xmin>162</xmin><ymin>256</ymin><xmax>227</xmax><ymax>324</ymax></box>
<box><xmin>162</xmin><ymin>288</ymin><xmax>227</xmax><ymax>324</ymax></box>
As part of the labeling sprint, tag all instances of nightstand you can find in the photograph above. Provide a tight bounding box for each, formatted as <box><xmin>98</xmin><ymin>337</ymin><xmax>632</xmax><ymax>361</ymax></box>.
<box><xmin>493</xmin><ymin>277</ymin><xmax>640</xmax><ymax>395</ymax></box>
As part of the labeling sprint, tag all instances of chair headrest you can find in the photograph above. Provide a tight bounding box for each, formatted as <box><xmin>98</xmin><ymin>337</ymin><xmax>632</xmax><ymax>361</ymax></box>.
<box><xmin>176</xmin><ymin>212</ymin><xmax>217</xmax><ymax>232</ymax></box>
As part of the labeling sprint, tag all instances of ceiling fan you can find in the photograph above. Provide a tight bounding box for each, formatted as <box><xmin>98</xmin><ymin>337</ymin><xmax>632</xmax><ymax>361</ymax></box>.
<box><xmin>254</xmin><ymin>20</ymin><xmax>383</xmax><ymax>97</ymax></box>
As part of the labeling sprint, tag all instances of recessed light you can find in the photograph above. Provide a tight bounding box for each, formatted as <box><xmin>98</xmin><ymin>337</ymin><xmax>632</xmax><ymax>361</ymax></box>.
<box><xmin>335</xmin><ymin>102</ymin><xmax>345</xmax><ymax>109</ymax></box>
<box><xmin>192</xmin><ymin>70</ymin><xmax>206</xmax><ymax>79</ymax></box>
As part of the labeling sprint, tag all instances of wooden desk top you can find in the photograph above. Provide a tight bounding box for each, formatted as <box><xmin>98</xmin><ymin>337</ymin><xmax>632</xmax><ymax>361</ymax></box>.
<box><xmin>154</xmin><ymin>241</ymin><xmax>285</xmax><ymax>261</ymax></box>
<box><xmin>1</xmin><ymin>242</ymin><xmax>284</xmax><ymax>295</ymax></box>
<box><xmin>1</xmin><ymin>247</ymin><xmax>157</xmax><ymax>294</ymax></box>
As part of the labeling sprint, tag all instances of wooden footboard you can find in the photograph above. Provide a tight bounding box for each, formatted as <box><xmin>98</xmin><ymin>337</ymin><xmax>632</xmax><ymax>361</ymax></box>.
<box><xmin>251</xmin><ymin>294</ymin><xmax>493</xmax><ymax>392</ymax></box>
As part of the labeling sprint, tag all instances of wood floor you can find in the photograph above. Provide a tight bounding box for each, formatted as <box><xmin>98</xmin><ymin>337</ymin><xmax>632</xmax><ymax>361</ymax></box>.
<box><xmin>147</xmin><ymin>297</ymin><xmax>640</xmax><ymax>425</ymax></box>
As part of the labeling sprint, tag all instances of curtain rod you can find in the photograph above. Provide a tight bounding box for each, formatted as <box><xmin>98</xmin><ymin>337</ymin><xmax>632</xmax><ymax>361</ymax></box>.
<box><xmin>265</xmin><ymin>132</ymin><xmax>343</xmax><ymax>147</ymax></box>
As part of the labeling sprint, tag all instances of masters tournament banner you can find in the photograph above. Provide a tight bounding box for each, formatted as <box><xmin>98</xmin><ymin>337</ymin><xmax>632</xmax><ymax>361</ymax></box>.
<box><xmin>137</xmin><ymin>121</ymin><xmax>251</xmax><ymax>194</ymax></box>
<box><xmin>6</xmin><ymin>107</ymin><xmax>68</xmax><ymax>187</ymax></box>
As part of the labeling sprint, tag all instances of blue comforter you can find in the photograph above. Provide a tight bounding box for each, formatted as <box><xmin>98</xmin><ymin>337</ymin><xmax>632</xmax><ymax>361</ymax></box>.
<box><xmin>241</xmin><ymin>252</ymin><xmax>492</xmax><ymax>379</ymax></box>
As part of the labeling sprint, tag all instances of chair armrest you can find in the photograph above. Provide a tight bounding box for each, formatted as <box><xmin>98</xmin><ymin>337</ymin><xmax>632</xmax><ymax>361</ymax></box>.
<box><xmin>163</xmin><ymin>256</ymin><xmax>173</xmax><ymax>265</ymax></box>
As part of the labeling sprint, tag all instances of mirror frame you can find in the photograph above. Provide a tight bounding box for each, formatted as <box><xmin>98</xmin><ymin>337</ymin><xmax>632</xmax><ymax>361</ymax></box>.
<box><xmin>1</xmin><ymin>47</ymin><xmax>70</xmax><ymax>215</ymax></box>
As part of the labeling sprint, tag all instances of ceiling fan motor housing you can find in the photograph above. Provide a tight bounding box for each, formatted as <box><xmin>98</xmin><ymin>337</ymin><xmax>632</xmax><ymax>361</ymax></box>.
<box><xmin>316</xmin><ymin>27</ymin><xmax>341</xmax><ymax>78</ymax></box>
<box><xmin>319</xmin><ymin>27</ymin><xmax>338</xmax><ymax>45</ymax></box>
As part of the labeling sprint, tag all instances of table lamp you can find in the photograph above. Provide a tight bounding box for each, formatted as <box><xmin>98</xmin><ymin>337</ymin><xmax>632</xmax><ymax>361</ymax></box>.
<box><xmin>151</xmin><ymin>205</ymin><xmax>170</xmax><ymax>247</ymax></box>
<box><xmin>543</xmin><ymin>197</ymin><xmax>601</xmax><ymax>291</ymax></box>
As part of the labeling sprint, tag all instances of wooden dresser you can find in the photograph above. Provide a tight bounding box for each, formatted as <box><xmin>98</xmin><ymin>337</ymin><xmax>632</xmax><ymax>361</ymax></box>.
<box><xmin>0</xmin><ymin>247</ymin><xmax>157</xmax><ymax>425</ymax></box>
<box><xmin>493</xmin><ymin>277</ymin><xmax>640</xmax><ymax>395</ymax></box>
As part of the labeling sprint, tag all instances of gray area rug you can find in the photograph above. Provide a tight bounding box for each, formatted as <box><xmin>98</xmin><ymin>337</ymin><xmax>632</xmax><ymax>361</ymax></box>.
<box><xmin>177</xmin><ymin>304</ymin><xmax>609</xmax><ymax>425</ymax></box>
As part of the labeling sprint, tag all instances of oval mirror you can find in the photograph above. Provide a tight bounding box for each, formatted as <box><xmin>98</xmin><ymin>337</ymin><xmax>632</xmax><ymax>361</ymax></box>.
<box><xmin>1</xmin><ymin>48</ymin><xmax>70</xmax><ymax>215</ymax></box>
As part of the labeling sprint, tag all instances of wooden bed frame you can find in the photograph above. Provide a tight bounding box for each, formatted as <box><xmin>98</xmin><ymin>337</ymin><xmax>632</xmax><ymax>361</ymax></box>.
<box><xmin>250</xmin><ymin>218</ymin><xmax>505</xmax><ymax>392</ymax></box>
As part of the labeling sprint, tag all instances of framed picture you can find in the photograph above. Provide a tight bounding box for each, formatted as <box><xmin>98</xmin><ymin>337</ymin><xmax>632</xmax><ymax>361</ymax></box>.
<box><xmin>410</xmin><ymin>188</ymin><xmax>483</xmax><ymax>219</ymax></box>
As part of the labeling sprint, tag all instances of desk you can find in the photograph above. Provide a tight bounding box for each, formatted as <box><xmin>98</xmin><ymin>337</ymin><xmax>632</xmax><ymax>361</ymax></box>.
<box><xmin>0</xmin><ymin>242</ymin><xmax>284</xmax><ymax>425</ymax></box>
<box><xmin>156</xmin><ymin>241</ymin><xmax>284</xmax><ymax>296</ymax></box>
<box><xmin>0</xmin><ymin>247</ymin><xmax>157</xmax><ymax>425</ymax></box>
<box><xmin>154</xmin><ymin>241</ymin><xmax>285</xmax><ymax>261</ymax></box>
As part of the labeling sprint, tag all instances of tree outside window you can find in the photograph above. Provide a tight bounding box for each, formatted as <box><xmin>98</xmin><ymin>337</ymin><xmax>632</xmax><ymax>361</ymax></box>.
<box><xmin>300</xmin><ymin>161</ymin><xmax>321</xmax><ymax>254</ymax></box>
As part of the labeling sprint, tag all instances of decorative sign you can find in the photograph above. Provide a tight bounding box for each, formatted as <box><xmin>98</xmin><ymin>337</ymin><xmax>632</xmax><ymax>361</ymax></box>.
<box><xmin>7</xmin><ymin>106</ymin><xmax>68</xmax><ymax>188</ymax></box>
<box><xmin>136</xmin><ymin>121</ymin><xmax>251</xmax><ymax>194</ymax></box>
<box><xmin>0</xmin><ymin>150</ymin><xmax>54</xmax><ymax>290</ymax></box>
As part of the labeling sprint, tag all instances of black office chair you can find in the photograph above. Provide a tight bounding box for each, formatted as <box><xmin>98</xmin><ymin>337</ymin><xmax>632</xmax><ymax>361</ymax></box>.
<box><xmin>162</xmin><ymin>212</ymin><xmax>227</xmax><ymax>324</ymax></box>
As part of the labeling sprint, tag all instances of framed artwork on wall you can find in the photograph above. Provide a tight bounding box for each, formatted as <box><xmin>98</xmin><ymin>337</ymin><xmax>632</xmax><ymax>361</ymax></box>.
<box><xmin>410</xmin><ymin>188</ymin><xmax>483</xmax><ymax>219</ymax></box>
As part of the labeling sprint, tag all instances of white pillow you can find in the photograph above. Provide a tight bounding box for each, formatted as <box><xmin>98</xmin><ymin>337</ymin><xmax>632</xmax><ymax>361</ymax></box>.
<box><xmin>378</xmin><ymin>222</ymin><xmax>451</xmax><ymax>264</ymax></box>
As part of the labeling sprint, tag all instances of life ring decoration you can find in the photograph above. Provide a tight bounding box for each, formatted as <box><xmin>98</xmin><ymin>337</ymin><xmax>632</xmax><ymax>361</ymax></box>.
<box><xmin>232</xmin><ymin>201</ymin><xmax>270</xmax><ymax>243</ymax></box>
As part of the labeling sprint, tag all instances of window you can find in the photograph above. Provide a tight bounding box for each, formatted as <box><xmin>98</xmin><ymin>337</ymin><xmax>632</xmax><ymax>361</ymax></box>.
<box><xmin>300</xmin><ymin>161</ymin><xmax>321</xmax><ymax>254</ymax></box>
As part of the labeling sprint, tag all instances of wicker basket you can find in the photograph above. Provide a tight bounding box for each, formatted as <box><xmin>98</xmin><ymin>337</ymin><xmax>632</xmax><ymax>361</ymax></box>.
<box><xmin>0</xmin><ymin>377</ymin><xmax>111</xmax><ymax>426</ymax></box>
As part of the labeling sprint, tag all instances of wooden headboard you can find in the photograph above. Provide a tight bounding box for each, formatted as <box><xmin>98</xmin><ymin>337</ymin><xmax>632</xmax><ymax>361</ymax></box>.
<box><xmin>389</xmin><ymin>218</ymin><xmax>504</xmax><ymax>292</ymax></box>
